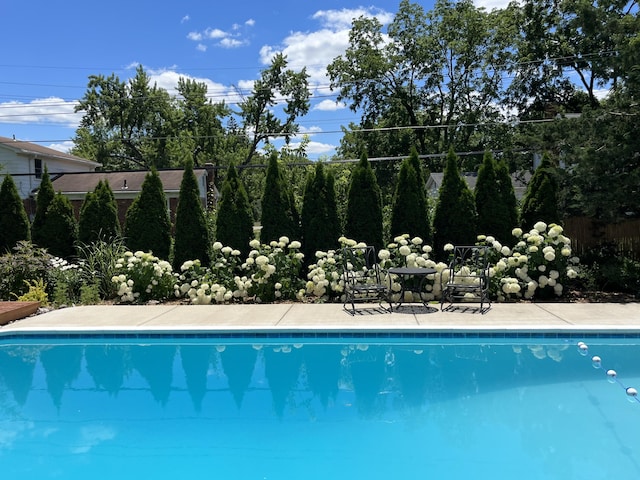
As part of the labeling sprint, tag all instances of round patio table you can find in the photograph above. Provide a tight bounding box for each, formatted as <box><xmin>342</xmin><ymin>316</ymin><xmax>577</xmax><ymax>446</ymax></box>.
<box><xmin>387</xmin><ymin>266</ymin><xmax>436</xmax><ymax>309</ymax></box>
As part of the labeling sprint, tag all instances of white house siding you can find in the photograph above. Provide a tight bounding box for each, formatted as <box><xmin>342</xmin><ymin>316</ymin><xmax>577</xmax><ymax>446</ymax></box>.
<box><xmin>0</xmin><ymin>136</ymin><xmax>99</xmax><ymax>199</ymax></box>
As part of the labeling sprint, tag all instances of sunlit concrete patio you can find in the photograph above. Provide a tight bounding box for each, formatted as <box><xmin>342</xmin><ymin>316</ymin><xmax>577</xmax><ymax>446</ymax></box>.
<box><xmin>1</xmin><ymin>302</ymin><xmax>639</xmax><ymax>335</ymax></box>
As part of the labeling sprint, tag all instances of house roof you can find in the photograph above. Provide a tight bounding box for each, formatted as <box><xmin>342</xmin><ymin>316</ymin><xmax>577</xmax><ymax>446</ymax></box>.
<box><xmin>51</xmin><ymin>169</ymin><xmax>209</xmax><ymax>196</ymax></box>
<box><xmin>0</xmin><ymin>136</ymin><xmax>100</xmax><ymax>168</ymax></box>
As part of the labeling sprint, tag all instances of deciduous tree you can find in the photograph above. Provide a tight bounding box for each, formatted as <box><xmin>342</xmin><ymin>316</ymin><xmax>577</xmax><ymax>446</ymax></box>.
<box><xmin>238</xmin><ymin>53</ymin><xmax>310</xmax><ymax>165</ymax></box>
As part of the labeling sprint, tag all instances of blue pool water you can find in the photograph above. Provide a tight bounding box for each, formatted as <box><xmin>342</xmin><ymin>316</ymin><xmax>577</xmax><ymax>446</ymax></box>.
<box><xmin>1</xmin><ymin>335</ymin><xmax>639</xmax><ymax>479</ymax></box>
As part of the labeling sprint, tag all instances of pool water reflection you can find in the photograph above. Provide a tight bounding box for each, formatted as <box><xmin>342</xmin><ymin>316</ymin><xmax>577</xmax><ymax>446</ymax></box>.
<box><xmin>1</xmin><ymin>338</ymin><xmax>639</xmax><ymax>479</ymax></box>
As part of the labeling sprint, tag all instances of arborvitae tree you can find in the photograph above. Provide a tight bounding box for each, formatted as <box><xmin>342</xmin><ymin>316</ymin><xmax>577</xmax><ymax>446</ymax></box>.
<box><xmin>345</xmin><ymin>152</ymin><xmax>384</xmax><ymax>250</ymax></box>
<box><xmin>215</xmin><ymin>163</ymin><xmax>254</xmax><ymax>257</ymax></box>
<box><xmin>124</xmin><ymin>169</ymin><xmax>172</xmax><ymax>259</ymax></box>
<box><xmin>475</xmin><ymin>151</ymin><xmax>514</xmax><ymax>243</ymax></box>
<box><xmin>40</xmin><ymin>193</ymin><xmax>78</xmax><ymax>258</ymax></box>
<box><xmin>173</xmin><ymin>158</ymin><xmax>209</xmax><ymax>269</ymax></box>
<box><xmin>0</xmin><ymin>174</ymin><xmax>30</xmax><ymax>253</ymax></box>
<box><xmin>495</xmin><ymin>157</ymin><xmax>519</xmax><ymax>242</ymax></box>
<box><xmin>325</xmin><ymin>169</ymin><xmax>341</xmax><ymax>238</ymax></box>
<box><xmin>390</xmin><ymin>156</ymin><xmax>431</xmax><ymax>243</ymax></box>
<box><xmin>31</xmin><ymin>165</ymin><xmax>54</xmax><ymax>247</ymax></box>
<box><xmin>520</xmin><ymin>153</ymin><xmax>560</xmax><ymax>229</ymax></box>
<box><xmin>301</xmin><ymin>163</ymin><xmax>340</xmax><ymax>263</ymax></box>
<box><xmin>78</xmin><ymin>180</ymin><xmax>120</xmax><ymax>245</ymax></box>
<box><xmin>432</xmin><ymin>148</ymin><xmax>477</xmax><ymax>259</ymax></box>
<box><xmin>260</xmin><ymin>153</ymin><xmax>300</xmax><ymax>244</ymax></box>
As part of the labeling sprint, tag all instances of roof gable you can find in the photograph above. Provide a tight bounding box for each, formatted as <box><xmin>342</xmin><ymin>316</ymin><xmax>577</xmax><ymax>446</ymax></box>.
<box><xmin>0</xmin><ymin>136</ymin><xmax>100</xmax><ymax>167</ymax></box>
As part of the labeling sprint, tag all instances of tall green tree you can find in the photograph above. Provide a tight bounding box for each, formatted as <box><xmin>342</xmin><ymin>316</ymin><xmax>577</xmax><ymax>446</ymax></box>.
<box><xmin>173</xmin><ymin>158</ymin><xmax>209</xmax><ymax>269</ymax></box>
<box><xmin>328</xmin><ymin>0</ymin><xmax>513</xmax><ymax>159</ymax></box>
<box><xmin>0</xmin><ymin>175</ymin><xmax>30</xmax><ymax>253</ymax></box>
<box><xmin>168</xmin><ymin>78</ymin><xmax>231</xmax><ymax>167</ymax></box>
<box><xmin>40</xmin><ymin>193</ymin><xmax>78</xmax><ymax>258</ymax></box>
<box><xmin>238</xmin><ymin>53</ymin><xmax>310</xmax><ymax>165</ymax></box>
<box><xmin>520</xmin><ymin>153</ymin><xmax>560</xmax><ymax>228</ymax></box>
<box><xmin>301</xmin><ymin>163</ymin><xmax>340</xmax><ymax>263</ymax></box>
<box><xmin>216</xmin><ymin>164</ymin><xmax>254</xmax><ymax>256</ymax></box>
<box><xmin>390</xmin><ymin>156</ymin><xmax>431</xmax><ymax>243</ymax></box>
<box><xmin>475</xmin><ymin>151</ymin><xmax>513</xmax><ymax>243</ymax></box>
<box><xmin>31</xmin><ymin>165</ymin><xmax>54</xmax><ymax>248</ymax></box>
<box><xmin>78</xmin><ymin>180</ymin><xmax>120</xmax><ymax>245</ymax></box>
<box><xmin>432</xmin><ymin>148</ymin><xmax>477</xmax><ymax>258</ymax></box>
<box><xmin>495</xmin><ymin>157</ymin><xmax>519</xmax><ymax>241</ymax></box>
<box><xmin>260</xmin><ymin>153</ymin><xmax>300</xmax><ymax>244</ymax></box>
<box><xmin>73</xmin><ymin>66</ymin><xmax>176</xmax><ymax>169</ymax></box>
<box><xmin>345</xmin><ymin>152</ymin><xmax>384</xmax><ymax>250</ymax></box>
<box><xmin>124</xmin><ymin>169</ymin><xmax>172</xmax><ymax>259</ymax></box>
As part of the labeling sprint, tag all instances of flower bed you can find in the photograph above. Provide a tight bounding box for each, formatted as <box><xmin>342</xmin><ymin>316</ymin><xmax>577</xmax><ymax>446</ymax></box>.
<box><xmin>108</xmin><ymin>223</ymin><xmax>579</xmax><ymax>305</ymax></box>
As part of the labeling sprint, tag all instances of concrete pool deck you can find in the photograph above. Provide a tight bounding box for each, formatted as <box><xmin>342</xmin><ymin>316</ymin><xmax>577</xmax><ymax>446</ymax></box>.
<box><xmin>0</xmin><ymin>302</ymin><xmax>639</xmax><ymax>335</ymax></box>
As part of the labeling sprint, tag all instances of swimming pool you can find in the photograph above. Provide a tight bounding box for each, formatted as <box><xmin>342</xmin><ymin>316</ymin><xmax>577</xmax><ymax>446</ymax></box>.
<box><xmin>1</xmin><ymin>334</ymin><xmax>639</xmax><ymax>479</ymax></box>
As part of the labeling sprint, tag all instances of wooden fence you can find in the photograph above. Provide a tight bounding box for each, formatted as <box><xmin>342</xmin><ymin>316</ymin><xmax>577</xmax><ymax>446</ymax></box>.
<box><xmin>563</xmin><ymin>217</ymin><xmax>640</xmax><ymax>260</ymax></box>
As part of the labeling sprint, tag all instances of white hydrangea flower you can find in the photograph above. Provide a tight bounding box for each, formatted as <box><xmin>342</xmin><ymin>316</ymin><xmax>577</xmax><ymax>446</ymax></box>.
<box><xmin>534</xmin><ymin>221</ymin><xmax>547</xmax><ymax>232</ymax></box>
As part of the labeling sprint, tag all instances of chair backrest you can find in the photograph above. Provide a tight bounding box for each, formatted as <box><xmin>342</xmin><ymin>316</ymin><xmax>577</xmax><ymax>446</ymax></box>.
<box><xmin>342</xmin><ymin>246</ymin><xmax>383</xmax><ymax>284</ymax></box>
<box><xmin>446</xmin><ymin>245</ymin><xmax>490</xmax><ymax>285</ymax></box>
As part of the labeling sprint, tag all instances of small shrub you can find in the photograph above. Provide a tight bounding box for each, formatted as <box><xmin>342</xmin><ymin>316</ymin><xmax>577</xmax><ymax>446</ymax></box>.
<box><xmin>14</xmin><ymin>279</ymin><xmax>49</xmax><ymax>305</ymax></box>
<box><xmin>79</xmin><ymin>282</ymin><xmax>102</xmax><ymax>305</ymax></box>
<box><xmin>0</xmin><ymin>241</ymin><xmax>52</xmax><ymax>300</ymax></box>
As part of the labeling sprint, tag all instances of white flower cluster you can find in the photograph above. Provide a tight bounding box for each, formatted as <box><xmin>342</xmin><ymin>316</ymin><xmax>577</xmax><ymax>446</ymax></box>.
<box><xmin>112</xmin><ymin>251</ymin><xmax>174</xmax><ymax>303</ymax></box>
<box><xmin>306</xmin><ymin>249</ymin><xmax>344</xmax><ymax>298</ymax></box>
<box><xmin>173</xmin><ymin>237</ymin><xmax>305</xmax><ymax>305</ymax></box>
<box><xmin>484</xmin><ymin>222</ymin><xmax>580</xmax><ymax>301</ymax></box>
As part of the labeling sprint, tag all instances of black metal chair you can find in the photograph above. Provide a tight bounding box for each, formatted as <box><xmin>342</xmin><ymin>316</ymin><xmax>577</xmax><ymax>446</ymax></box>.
<box><xmin>440</xmin><ymin>245</ymin><xmax>491</xmax><ymax>313</ymax></box>
<box><xmin>342</xmin><ymin>246</ymin><xmax>392</xmax><ymax>315</ymax></box>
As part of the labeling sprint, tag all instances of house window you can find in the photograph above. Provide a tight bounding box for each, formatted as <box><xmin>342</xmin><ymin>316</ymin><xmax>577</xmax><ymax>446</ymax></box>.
<box><xmin>34</xmin><ymin>158</ymin><xmax>43</xmax><ymax>179</ymax></box>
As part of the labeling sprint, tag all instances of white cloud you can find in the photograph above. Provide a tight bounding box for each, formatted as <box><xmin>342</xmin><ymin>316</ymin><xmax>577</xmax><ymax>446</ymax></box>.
<box><xmin>312</xmin><ymin>7</ymin><xmax>394</xmax><ymax>30</ymax></box>
<box><xmin>147</xmin><ymin>69</ymin><xmax>244</xmax><ymax>105</ymax></box>
<box><xmin>0</xmin><ymin>97</ymin><xmax>81</xmax><ymax>127</ymax></box>
<box><xmin>291</xmin><ymin>140</ymin><xmax>337</xmax><ymax>156</ymax></box>
<box><xmin>187</xmin><ymin>19</ymin><xmax>255</xmax><ymax>51</ymax></box>
<box><xmin>220</xmin><ymin>38</ymin><xmax>247</xmax><ymax>49</ymax></box>
<box><xmin>47</xmin><ymin>140</ymin><xmax>75</xmax><ymax>153</ymax></box>
<box><xmin>205</xmin><ymin>28</ymin><xmax>227</xmax><ymax>39</ymax></box>
<box><xmin>298</xmin><ymin>125</ymin><xmax>323</xmax><ymax>135</ymax></box>
<box><xmin>314</xmin><ymin>99</ymin><xmax>346</xmax><ymax>112</ymax></box>
<box><xmin>259</xmin><ymin>7</ymin><xmax>392</xmax><ymax>86</ymax></box>
<box><xmin>473</xmin><ymin>0</ymin><xmax>513</xmax><ymax>10</ymax></box>
<box><xmin>181</xmin><ymin>15</ymin><xmax>190</xmax><ymax>23</ymax></box>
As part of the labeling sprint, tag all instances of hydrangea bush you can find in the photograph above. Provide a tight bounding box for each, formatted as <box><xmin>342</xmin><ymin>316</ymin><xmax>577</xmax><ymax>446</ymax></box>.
<box><xmin>112</xmin><ymin>251</ymin><xmax>174</xmax><ymax>303</ymax></box>
<box><xmin>110</xmin><ymin>222</ymin><xmax>580</xmax><ymax>305</ymax></box>
<box><xmin>242</xmin><ymin>237</ymin><xmax>305</xmax><ymax>302</ymax></box>
<box><xmin>171</xmin><ymin>237</ymin><xmax>305</xmax><ymax>305</ymax></box>
<box><xmin>479</xmin><ymin>222</ymin><xmax>579</xmax><ymax>301</ymax></box>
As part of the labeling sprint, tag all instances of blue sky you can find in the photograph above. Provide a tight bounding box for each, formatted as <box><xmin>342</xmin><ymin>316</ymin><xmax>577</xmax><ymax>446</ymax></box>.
<box><xmin>0</xmin><ymin>0</ymin><xmax>506</xmax><ymax>160</ymax></box>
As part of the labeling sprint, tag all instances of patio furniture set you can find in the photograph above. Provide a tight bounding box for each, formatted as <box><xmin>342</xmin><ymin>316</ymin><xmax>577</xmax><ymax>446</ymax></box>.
<box><xmin>342</xmin><ymin>245</ymin><xmax>491</xmax><ymax>315</ymax></box>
